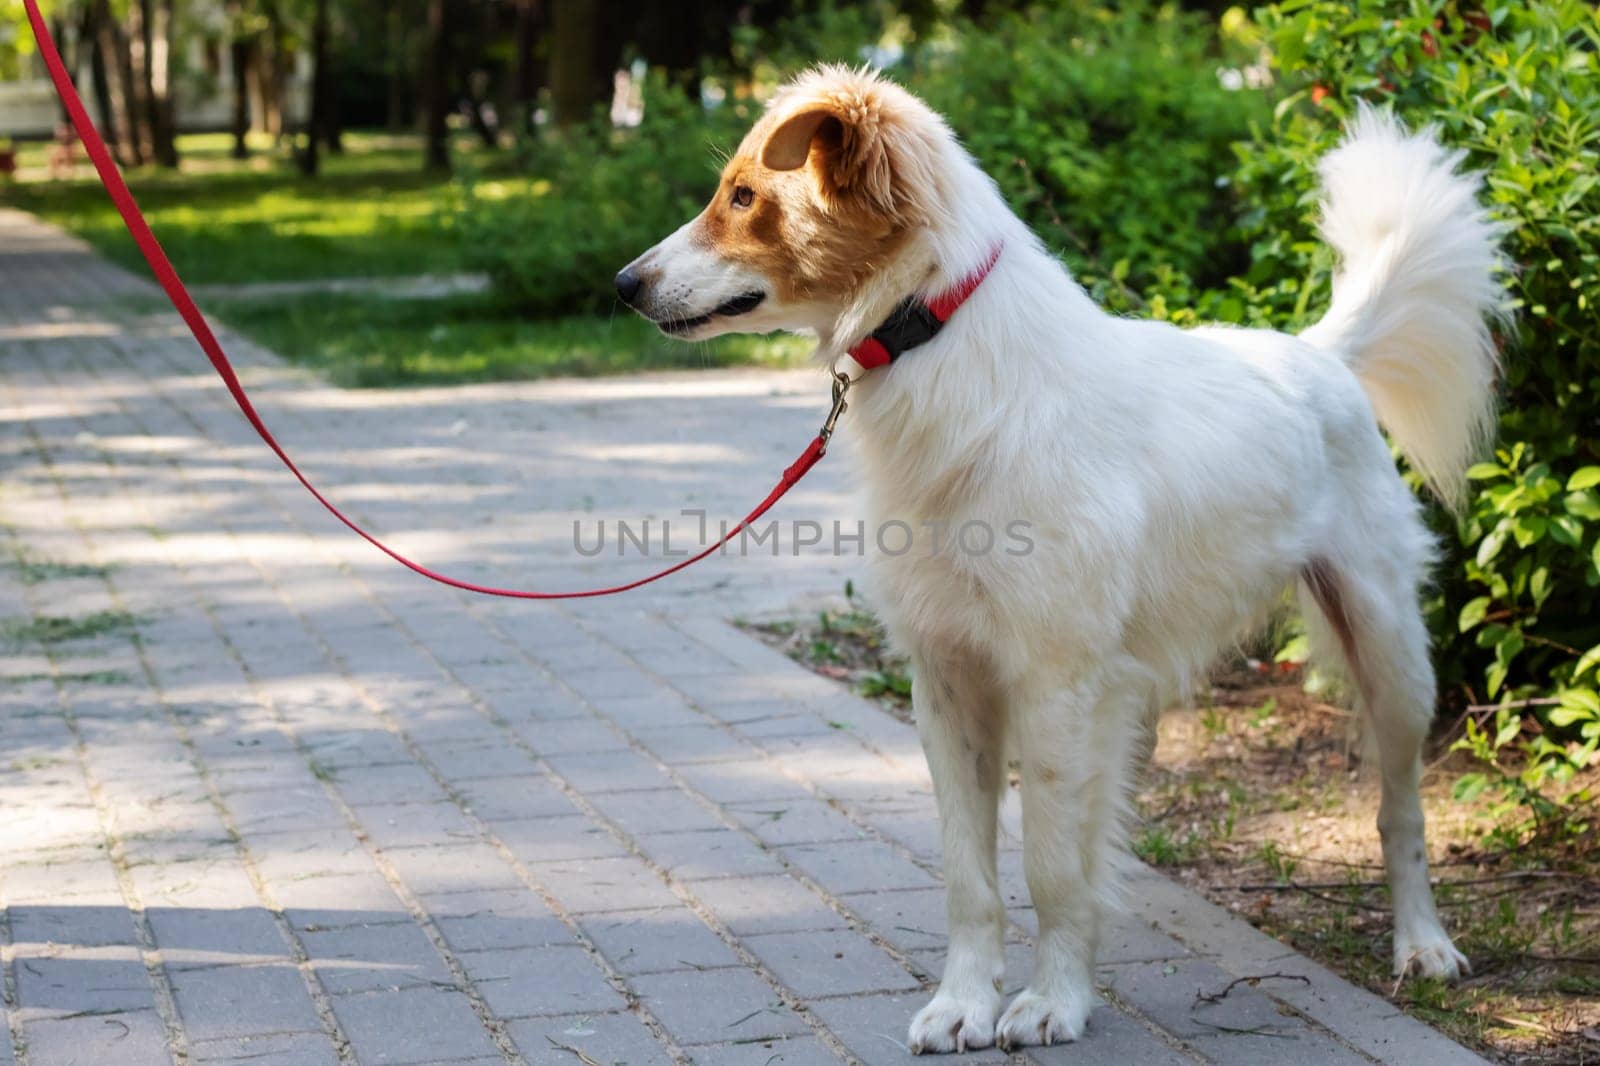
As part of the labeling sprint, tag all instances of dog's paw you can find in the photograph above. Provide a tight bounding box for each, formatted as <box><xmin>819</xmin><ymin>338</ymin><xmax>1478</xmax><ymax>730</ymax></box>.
<box><xmin>995</xmin><ymin>988</ymin><xmax>1092</xmax><ymax>1050</ymax></box>
<box><xmin>907</xmin><ymin>990</ymin><xmax>1001</xmax><ymax>1055</ymax></box>
<box><xmin>1394</xmin><ymin>929</ymin><xmax>1470</xmax><ymax>982</ymax></box>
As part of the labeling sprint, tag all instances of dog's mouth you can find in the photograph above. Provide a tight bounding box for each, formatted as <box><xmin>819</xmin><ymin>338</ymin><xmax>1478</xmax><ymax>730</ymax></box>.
<box><xmin>656</xmin><ymin>291</ymin><xmax>766</xmax><ymax>335</ymax></box>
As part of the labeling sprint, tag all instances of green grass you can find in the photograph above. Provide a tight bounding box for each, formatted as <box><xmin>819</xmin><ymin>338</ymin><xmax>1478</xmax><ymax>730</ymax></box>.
<box><xmin>2</xmin><ymin>610</ymin><xmax>136</xmax><ymax>644</ymax></box>
<box><xmin>211</xmin><ymin>291</ymin><xmax>809</xmax><ymax>387</ymax></box>
<box><xmin>744</xmin><ymin>582</ymin><xmax>916</xmax><ymax>715</ymax></box>
<box><xmin>1131</xmin><ymin>825</ymin><xmax>1205</xmax><ymax>866</ymax></box>
<box><xmin>4</xmin><ymin>128</ymin><xmax>812</xmax><ymax>386</ymax></box>
<box><xmin>0</xmin><ymin>131</ymin><xmax>503</xmax><ymax>283</ymax></box>
<box><xmin>13</xmin><ymin>557</ymin><xmax>112</xmax><ymax>584</ymax></box>
<box><xmin>8</xmin><ymin>670</ymin><xmax>130</xmax><ymax>685</ymax></box>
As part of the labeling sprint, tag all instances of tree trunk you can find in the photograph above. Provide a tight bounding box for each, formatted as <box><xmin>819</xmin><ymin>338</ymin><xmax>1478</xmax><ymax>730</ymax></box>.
<box><xmin>146</xmin><ymin>0</ymin><xmax>178</xmax><ymax>167</ymax></box>
<box><xmin>229</xmin><ymin>39</ymin><xmax>251</xmax><ymax>158</ymax></box>
<box><xmin>385</xmin><ymin>5</ymin><xmax>407</xmax><ymax>132</ymax></box>
<box><xmin>633</xmin><ymin>4</ymin><xmax>704</xmax><ymax>96</ymax></box>
<box><xmin>104</xmin><ymin>13</ymin><xmax>144</xmax><ymax>166</ymax></box>
<box><xmin>311</xmin><ymin>0</ymin><xmax>343</xmax><ymax>153</ymax></box>
<box><xmin>420</xmin><ymin>0</ymin><xmax>450</xmax><ymax>171</ymax></box>
<box><xmin>324</xmin><ymin>77</ymin><xmax>343</xmax><ymax>153</ymax></box>
<box><xmin>126</xmin><ymin>0</ymin><xmax>156</xmax><ymax>161</ymax></box>
<box><xmin>48</xmin><ymin>15</ymin><xmax>74</xmax><ymax>126</ymax></box>
<box><xmin>258</xmin><ymin>1</ymin><xmax>286</xmax><ymax>141</ymax></box>
<box><xmin>548</xmin><ymin>0</ymin><xmax>608</xmax><ymax>128</ymax></box>
<box><xmin>298</xmin><ymin>0</ymin><xmax>329</xmax><ymax>176</ymax></box>
<box><xmin>961</xmin><ymin>0</ymin><xmax>992</xmax><ymax>23</ymax></box>
<box><xmin>83</xmin><ymin>2</ymin><xmax>119</xmax><ymax>148</ymax></box>
<box><xmin>511</xmin><ymin>0</ymin><xmax>543</xmax><ymax>134</ymax></box>
<box><xmin>227</xmin><ymin>0</ymin><xmax>252</xmax><ymax>159</ymax></box>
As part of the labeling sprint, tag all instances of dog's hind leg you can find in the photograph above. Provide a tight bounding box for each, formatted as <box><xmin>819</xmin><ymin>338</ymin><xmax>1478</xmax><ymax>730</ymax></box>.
<box><xmin>907</xmin><ymin>647</ymin><xmax>1008</xmax><ymax>1054</ymax></box>
<box><xmin>1300</xmin><ymin>558</ymin><xmax>1467</xmax><ymax>980</ymax></box>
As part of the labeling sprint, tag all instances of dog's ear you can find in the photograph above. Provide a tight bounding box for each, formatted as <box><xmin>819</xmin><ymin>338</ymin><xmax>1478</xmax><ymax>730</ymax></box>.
<box><xmin>760</xmin><ymin>97</ymin><xmax>896</xmax><ymax>216</ymax></box>
<box><xmin>760</xmin><ymin>109</ymin><xmax>835</xmax><ymax>172</ymax></box>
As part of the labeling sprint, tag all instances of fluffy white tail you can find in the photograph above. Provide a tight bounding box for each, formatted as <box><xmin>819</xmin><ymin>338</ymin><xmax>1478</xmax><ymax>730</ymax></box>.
<box><xmin>1300</xmin><ymin>105</ymin><xmax>1507</xmax><ymax>507</ymax></box>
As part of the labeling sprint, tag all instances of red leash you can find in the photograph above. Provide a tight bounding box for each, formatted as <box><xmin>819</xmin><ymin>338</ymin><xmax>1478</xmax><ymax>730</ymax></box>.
<box><xmin>21</xmin><ymin>0</ymin><xmax>833</xmax><ymax>600</ymax></box>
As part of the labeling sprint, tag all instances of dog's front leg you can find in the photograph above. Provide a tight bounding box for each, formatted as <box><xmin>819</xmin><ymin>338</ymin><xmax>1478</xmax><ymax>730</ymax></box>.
<box><xmin>996</xmin><ymin>678</ymin><xmax>1108</xmax><ymax>1049</ymax></box>
<box><xmin>907</xmin><ymin>651</ymin><xmax>1007</xmax><ymax>1054</ymax></box>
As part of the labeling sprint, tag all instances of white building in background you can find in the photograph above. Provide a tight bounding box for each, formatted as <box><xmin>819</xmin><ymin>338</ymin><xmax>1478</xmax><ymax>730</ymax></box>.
<box><xmin>0</xmin><ymin>17</ymin><xmax>308</xmax><ymax>140</ymax></box>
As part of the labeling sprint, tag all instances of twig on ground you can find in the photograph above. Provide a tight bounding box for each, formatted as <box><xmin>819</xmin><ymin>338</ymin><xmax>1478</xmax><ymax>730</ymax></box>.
<box><xmin>1267</xmin><ymin>851</ymin><xmax>1389</xmax><ymax>871</ymax></box>
<box><xmin>1144</xmin><ymin>795</ymin><xmax>1184</xmax><ymax>823</ymax></box>
<box><xmin>1196</xmin><ymin>1021</ymin><xmax>1296</xmax><ymax>1037</ymax></box>
<box><xmin>1437</xmin><ymin>884</ymin><xmax>1553</xmax><ymax>908</ymax></box>
<box><xmin>1235</xmin><ymin>877</ymin><xmax>1388</xmax><ymax>909</ymax></box>
<box><xmin>1493</xmin><ymin>1015</ymin><xmax>1560</xmax><ymax>1036</ymax></box>
<box><xmin>1232</xmin><ymin>879</ymin><xmax>1386</xmax><ymax>892</ymax></box>
<box><xmin>1194</xmin><ymin>972</ymin><xmax>1312</xmax><ymax>1006</ymax></box>
<box><xmin>546</xmin><ymin>1037</ymin><xmax>604</xmax><ymax>1066</ymax></box>
<box><xmin>895</xmin><ymin>924</ymin><xmax>939</xmax><ymax>938</ymax></box>
<box><xmin>1229</xmin><ymin>870</ymin><xmax>1584</xmax><ymax>894</ymax></box>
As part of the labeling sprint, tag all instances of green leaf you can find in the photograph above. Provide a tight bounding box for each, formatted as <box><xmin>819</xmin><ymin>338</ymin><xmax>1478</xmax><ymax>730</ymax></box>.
<box><xmin>1550</xmin><ymin>514</ymin><xmax>1584</xmax><ymax>547</ymax></box>
<box><xmin>1567</xmin><ymin>491</ymin><xmax>1600</xmax><ymax>521</ymax></box>
<box><xmin>1497</xmin><ymin>628</ymin><xmax>1525</xmax><ymax>666</ymax></box>
<box><xmin>1530</xmin><ymin>566</ymin><xmax>1552</xmax><ymax>607</ymax></box>
<box><xmin>1567</xmin><ymin>466</ymin><xmax>1600</xmax><ymax>491</ymax></box>
<box><xmin>1548</xmin><ymin>706</ymin><xmax>1588</xmax><ymax>728</ymax></box>
<box><xmin>1487</xmin><ymin>660</ymin><xmax>1509</xmax><ymax>699</ymax></box>
<box><xmin>1477</xmin><ymin>526</ymin><xmax>1509</xmax><ymax>568</ymax></box>
<box><xmin>1452</xmin><ymin>773</ymin><xmax>1488</xmax><ymax>802</ymax></box>
<box><xmin>1511</xmin><ymin>515</ymin><xmax>1548</xmax><ymax>547</ymax></box>
<box><xmin>1466</xmin><ymin>462</ymin><xmax>1508</xmax><ymax>481</ymax></box>
<box><xmin>1560</xmin><ymin>688</ymin><xmax>1600</xmax><ymax>716</ymax></box>
<box><xmin>1458</xmin><ymin>596</ymin><xmax>1491</xmax><ymax>632</ymax></box>
<box><xmin>1275</xmin><ymin>634</ymin><xmax>1310</xmax><ymax>664</ymax></box>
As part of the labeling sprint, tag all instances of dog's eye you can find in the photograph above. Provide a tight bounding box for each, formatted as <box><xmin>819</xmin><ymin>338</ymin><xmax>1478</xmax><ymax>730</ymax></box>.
<box><xmin>731</xmin><ymin>185</ymin><xmax>755</xmax><ymax>209</ymax></box>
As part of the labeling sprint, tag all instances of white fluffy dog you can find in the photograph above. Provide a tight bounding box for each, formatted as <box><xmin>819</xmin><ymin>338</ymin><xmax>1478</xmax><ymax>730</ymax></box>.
<box><xmin>617</xmin><ymin>66</ymin><xmax>1504</xmax><ymax>1052</ymax></box>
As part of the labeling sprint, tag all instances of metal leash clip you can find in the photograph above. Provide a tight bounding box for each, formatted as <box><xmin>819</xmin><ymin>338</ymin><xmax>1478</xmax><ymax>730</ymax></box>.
<box><xmin>820</xmin><ymin>370</ymin><xmax>853</xmax><ymax>445</ymax></box>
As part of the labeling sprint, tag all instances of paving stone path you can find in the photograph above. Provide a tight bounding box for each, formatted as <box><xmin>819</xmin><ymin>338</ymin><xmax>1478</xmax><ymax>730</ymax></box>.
<box><xmin>0</xmin><ymin>207</ymin><xmax>1488</xmax><ymax>1066</ymax></box>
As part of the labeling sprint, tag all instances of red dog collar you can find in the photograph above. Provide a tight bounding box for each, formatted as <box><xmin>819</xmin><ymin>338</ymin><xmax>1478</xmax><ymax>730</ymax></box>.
<box><xmin>848</xmin><ymin>245</ymin><xmax>1003</xmax><ymax>370</ymax></box>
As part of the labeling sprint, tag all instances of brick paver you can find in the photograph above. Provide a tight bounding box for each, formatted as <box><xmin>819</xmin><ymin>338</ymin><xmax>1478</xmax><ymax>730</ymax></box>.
<box><xmin>0</xmin><ymin>207</ymin><xmax>1488</xmax><ymax>1065</ymax></box>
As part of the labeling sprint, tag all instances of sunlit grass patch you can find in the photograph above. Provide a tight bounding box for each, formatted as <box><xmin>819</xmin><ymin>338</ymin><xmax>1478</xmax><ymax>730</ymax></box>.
<box><xmin>211</xmin><ymin>291</ymin><xmax>810</xmax><ymax>387</ymax></box>
<box><xmin>0</xmin><ymin>131</ymin><xmax>505</xmax><ymax>284</ymax></box>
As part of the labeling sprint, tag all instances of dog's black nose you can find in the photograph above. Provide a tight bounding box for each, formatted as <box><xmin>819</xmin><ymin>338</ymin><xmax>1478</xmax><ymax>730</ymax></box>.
<box><xmin>614</xmin><ymin>268</ymin><xmax>642</xmax><ymax>306</ymax></box>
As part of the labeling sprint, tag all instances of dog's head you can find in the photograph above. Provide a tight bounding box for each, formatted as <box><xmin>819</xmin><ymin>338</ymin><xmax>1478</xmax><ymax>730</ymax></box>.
<box><xmin>616</xmin><ymin>66</ymin><xmax>947</xmax><ymax>343</ymax></box>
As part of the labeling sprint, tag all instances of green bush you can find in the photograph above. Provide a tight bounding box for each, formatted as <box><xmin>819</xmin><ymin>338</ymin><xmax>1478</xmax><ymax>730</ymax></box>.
<box><xmin>911</xmin><ymin>2</ymin><xmax>1268</xmax><ymax>308</ymax></box>
<box><xmin>455</xmin><ymin>77</ymin><xmax>754</xmax><ymax>316</ymax></box>
<box><xmin>1224</xmin><ymin>0</ymin><xmax>1599</xmax><ymax>835</ymax></box>
<box><xmin>461</xmin><ymin>3</ymin><xmax>1268</xmax><ymax>319</ymax></box>
<box><xmin>746</xmin><ymin>1</ymin><xmax>1271</xmax><ymax>306</ymax></box>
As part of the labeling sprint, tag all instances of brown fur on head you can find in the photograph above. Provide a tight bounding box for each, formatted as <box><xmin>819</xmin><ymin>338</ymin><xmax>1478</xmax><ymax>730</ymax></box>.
<box><xmin>615</xmin><ymin>65</ymin><xmax>947</xmax><ymax>341</ymax></box>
